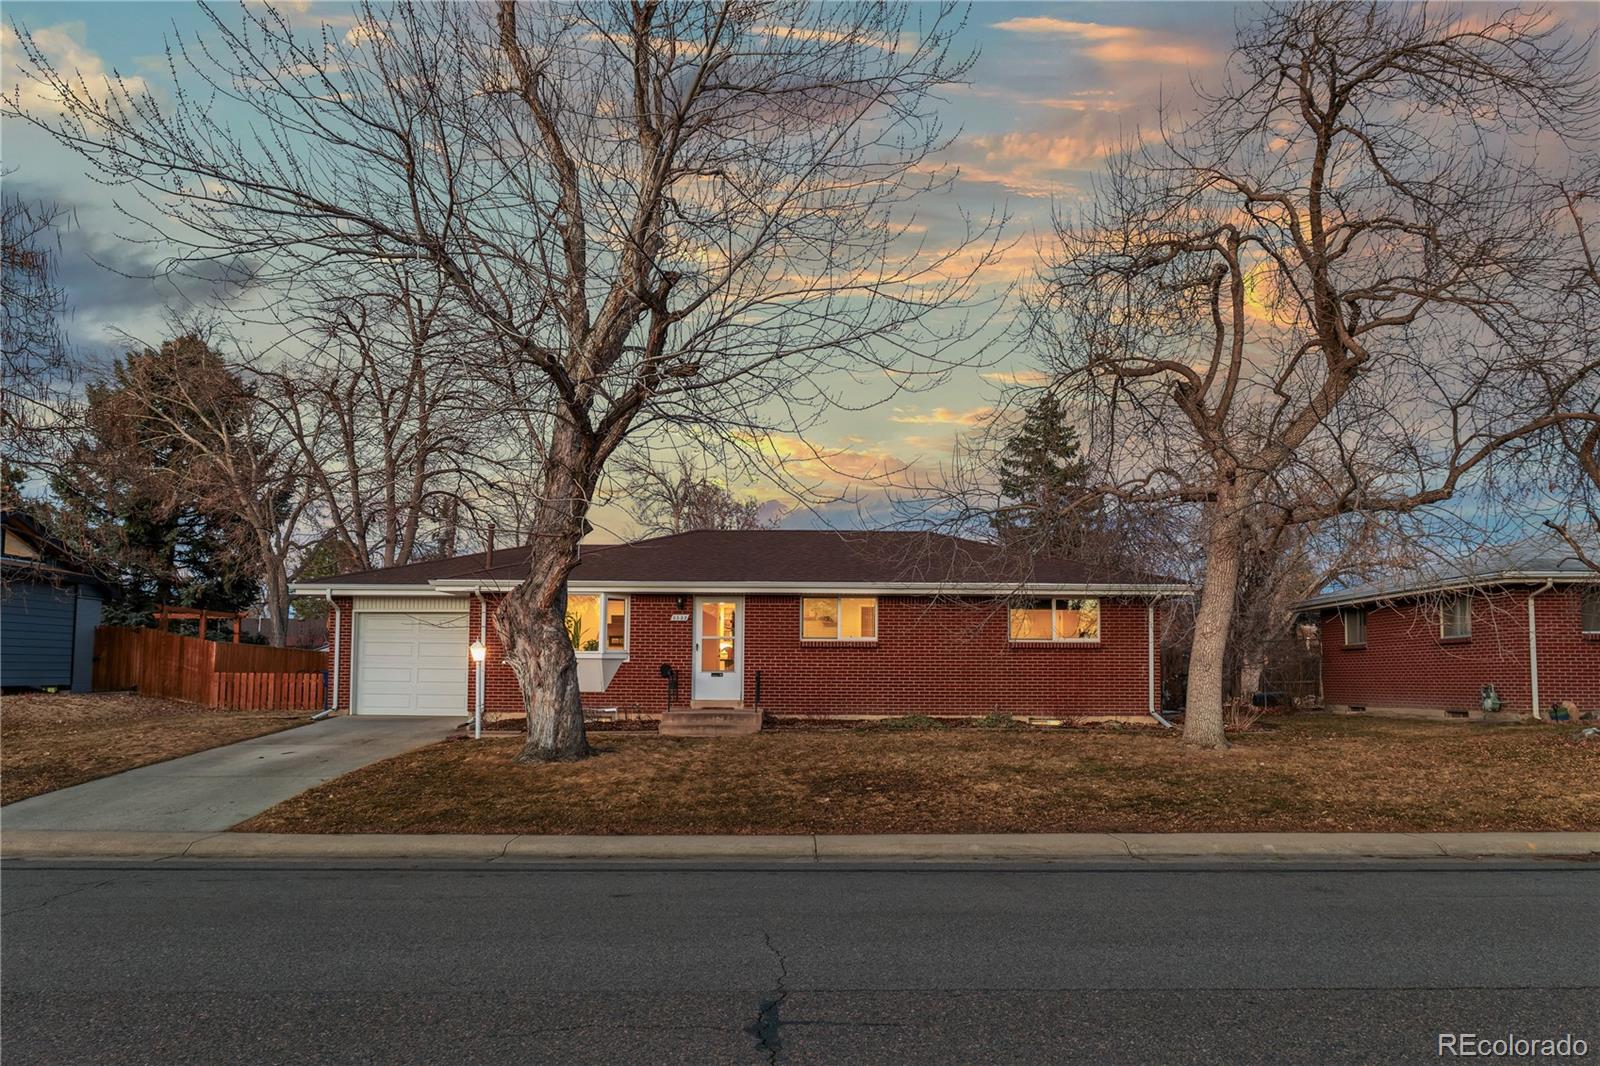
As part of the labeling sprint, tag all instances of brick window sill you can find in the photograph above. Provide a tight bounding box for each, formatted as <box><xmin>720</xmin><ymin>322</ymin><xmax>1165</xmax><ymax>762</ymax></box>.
<box><xmin>1438</xmin><ymin>636</ymin><xmax>1472</xmax><ymax>646</ymax></box>
<box><xmin>1008</xmin><ymin>640</ymin><xmax>1103</xmax><ymax>649</ymax></box>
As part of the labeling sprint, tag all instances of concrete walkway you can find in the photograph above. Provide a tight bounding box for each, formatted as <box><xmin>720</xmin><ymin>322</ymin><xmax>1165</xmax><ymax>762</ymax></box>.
<box><xmin>0</xmin><ymin>716</ymin><xmax>457</xmax><ymax>833</ymax></box>
<box><xmin>3</xmin><ymin>830</ymin><xmax>1596</xmax><ymax>862</ymax></box>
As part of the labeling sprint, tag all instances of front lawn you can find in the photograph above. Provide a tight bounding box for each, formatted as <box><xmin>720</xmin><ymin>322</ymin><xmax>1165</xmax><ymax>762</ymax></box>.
<box><xmin>237</xmin><ymin>715</ymin><xmax>1600</xmax><ymax>834</ymax></box>
<box><xmin>2</xmin><ymin>692</ymin><xmax>307</xmax><ymax>805</ymax></box>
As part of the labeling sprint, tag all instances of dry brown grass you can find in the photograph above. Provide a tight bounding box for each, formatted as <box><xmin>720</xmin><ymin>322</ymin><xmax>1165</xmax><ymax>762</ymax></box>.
<box><xmin>2</xmin><ymin>692</ymin><xmax>306</xmax><ymax>805</ymax></box>
<box><xmin>238</xmin><ymin>714</ymin><xmax>1600</xmax><ymax>835</ymax></box>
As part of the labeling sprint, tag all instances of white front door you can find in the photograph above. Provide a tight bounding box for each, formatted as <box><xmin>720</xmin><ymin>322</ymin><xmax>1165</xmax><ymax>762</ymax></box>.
<box><xmin>354</xmin><ymin>612</ymin><xmax>468</xmax><ymax>716</ymax></box>
<box><xmin>693</xmin><ymin>597</ymin><xmax>743</xmax><ymax>703</ymax></box>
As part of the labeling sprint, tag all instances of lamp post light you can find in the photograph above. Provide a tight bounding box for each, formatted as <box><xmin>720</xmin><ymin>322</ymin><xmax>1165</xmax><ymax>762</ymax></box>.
<box><xmin>470</xmin><ymin>640</ymin><xmax>487</xmax><ymax>739</ymax></box>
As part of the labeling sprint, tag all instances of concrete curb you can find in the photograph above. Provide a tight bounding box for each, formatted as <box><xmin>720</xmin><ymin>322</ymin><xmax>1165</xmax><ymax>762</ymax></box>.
<box><xmin>3</xmin><ymin>830</ymin><xmax>1597</xmax><ymax>862</ymax></box>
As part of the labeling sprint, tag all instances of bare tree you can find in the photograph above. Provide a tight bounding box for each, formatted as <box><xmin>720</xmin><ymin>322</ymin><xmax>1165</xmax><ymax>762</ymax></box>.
<box><xmin>261</xmin><ymin>266</ymin><xmax>496</xmax><ymax>570</ymax></box>
<box><xmin>613</xmin><ymin>454</ymin><xmax>780</xmax><ymax>536</ymax></box>
<box><xmin>1540</xmin><ymin>175</ymin><xmax>1600</xmax><ymax>569</ymax></box>
<box><xmin>1024</xmin><ymin>2</ymin><xmax>1598</xmax><ymax>747</ymax></box>
<box><xmin>8</xmin><ymin>2</ymin><xmax>999</xmax><ymax>758</ymax></box>
<box><xmin>1</xmin><ymin>185</ymin><xmax>75</xmax><ymax>470</ymax></box>
<box><xmin>106</xmin><ymin>333</ymin><xmax>309</xmax><ymax>645</ymax></box>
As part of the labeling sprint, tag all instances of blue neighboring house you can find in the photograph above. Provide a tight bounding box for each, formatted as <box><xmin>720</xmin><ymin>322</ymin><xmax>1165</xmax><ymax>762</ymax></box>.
<box><xmin>1</xmin><ymin>512</ymin><xmax>107</xmax><ymax>692</ymax></box>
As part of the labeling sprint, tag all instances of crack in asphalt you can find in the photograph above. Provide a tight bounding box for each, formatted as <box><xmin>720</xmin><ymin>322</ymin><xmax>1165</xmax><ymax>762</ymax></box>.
<box><xmin>0</xmin><ymin>877</ymin><xmax>117</xmax><ymax>917</ymax></box>
<box><xmin>745</xmin><ymin>931</ymin><xmax>789</xmax><ymax>1064</ymax></box>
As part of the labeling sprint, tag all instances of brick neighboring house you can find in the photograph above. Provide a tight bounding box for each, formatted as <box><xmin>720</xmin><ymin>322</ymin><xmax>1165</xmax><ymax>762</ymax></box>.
<box><xmin>291</xmin><ymin>529</ymin><xmax>1188</xmax><ymax>723</ymax></box>
<box><xmin>1296</xmin><ymin>537</ymin><xmax>1600</xmax><ymax>721</ymax></box>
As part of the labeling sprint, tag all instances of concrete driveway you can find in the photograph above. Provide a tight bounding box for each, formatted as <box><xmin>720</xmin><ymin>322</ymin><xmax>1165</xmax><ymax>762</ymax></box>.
<box><xmin>0</xmin><ymin>716</ymin><xmax>456</xmax><ymax>833</ymax></box>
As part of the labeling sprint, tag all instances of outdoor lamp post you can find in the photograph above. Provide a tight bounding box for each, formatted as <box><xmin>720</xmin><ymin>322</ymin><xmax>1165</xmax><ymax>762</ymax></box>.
<box><xmin>470</xmin><ymin>640</ymin><xmax>487</xmax><ymax>739</ymax></box>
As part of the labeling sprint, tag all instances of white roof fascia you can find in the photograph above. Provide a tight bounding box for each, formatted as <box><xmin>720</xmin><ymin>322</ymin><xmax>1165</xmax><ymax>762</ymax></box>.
<box><xmin>1295</xmin><ymin>571</ymin><xmax>1597</xmax><ymax>612</ymax></box>
<box><xmin>429</xmin><ymin>578</ymin><xmax>1193</xmax><ymax>597</ymax></box>
<box><xmin>288</xmin><ymin>583</ymin><xmax>458</xmax><ymax>597</ymax></box>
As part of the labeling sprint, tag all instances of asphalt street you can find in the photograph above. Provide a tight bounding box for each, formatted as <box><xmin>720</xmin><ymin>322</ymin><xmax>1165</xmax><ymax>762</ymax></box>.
<box><xmin>3</xmin><ymin>860</ymin><xmax>1596</xmax><ymax>1065</ymax></box>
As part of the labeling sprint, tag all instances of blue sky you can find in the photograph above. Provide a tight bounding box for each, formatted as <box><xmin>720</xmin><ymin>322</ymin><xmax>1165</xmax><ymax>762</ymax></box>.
<box><xmin>2</xmin><ymin>5</ymin><xmax>1241</xmax><ymax>508</ymax></box>
<box><xmin>7</xmin><ymin>3</ymin><xmax>1586</xmax><ymax>540</ymax></box>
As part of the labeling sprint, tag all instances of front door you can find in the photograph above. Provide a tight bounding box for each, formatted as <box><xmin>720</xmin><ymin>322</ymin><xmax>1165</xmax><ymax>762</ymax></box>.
<box><xmin>693</xmin><ymin>597</ymin><xmax>743</xmax><ymax>703</ymax></box>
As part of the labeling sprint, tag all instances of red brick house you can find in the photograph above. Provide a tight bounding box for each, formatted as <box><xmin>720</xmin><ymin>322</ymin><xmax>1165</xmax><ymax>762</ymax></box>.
<box><xmin>291</xmin><ymin>530</ymin><xmax>1188</xmax><ymax>724</ymax></box>
<box><xmin>1298</xmin><ymin>539</ymin><xmax>1600</xmax><ymax>720</ymax></box>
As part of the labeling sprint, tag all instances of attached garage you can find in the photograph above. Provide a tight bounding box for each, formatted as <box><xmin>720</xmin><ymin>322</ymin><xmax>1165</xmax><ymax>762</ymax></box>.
<box><xmin>353</xmin><ymin>610</ymin><xmax>468</xmax><ymax>716</ymax></box>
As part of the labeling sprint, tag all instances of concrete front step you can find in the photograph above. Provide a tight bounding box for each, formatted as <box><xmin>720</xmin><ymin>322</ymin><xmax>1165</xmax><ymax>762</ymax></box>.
<box><xmin>659</xmin><ymin>708</ymin><xmax>763</xmax><ymax>737</ymax></box>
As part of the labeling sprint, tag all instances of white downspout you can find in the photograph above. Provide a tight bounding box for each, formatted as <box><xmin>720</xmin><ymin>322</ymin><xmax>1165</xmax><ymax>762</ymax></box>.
<box><xmin>475</xmin><ymin>590</ymin><xmax>487</xmax><ymax>740</ymax></box>
<box><xmin>324</xmin><ymin>590</ymin><xmax>341</xmax><ymax>715</ymax></box>
<box><xmin>1528</xmin><ymin>579</ymin><xmax>1555</xmax><ymax>721</ymax></box>
<box><xmin>1148</xmin><ymin>601</ymin><xmax>1174</xmax><ymax>728</ymax></box>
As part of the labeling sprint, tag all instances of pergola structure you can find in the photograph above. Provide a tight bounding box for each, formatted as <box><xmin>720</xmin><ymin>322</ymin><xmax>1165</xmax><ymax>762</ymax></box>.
<box><xmin>153</xmin><ymin>605</ymin><xmax>249</xmax><ymax>643</ymax></box>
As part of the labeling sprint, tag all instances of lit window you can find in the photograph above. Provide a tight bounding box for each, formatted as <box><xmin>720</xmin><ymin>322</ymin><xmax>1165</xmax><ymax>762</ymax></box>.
<box><xmin>802</xmin><ymin>596</ymin><xmax>877</xmax><ymax>640</ymax></box>
<box><xmin>1580</xmin><ymin>590</ymin><xmax>1599</xmax><ymax>635</ymax></box>
<box><xmin>1441</xmin><ymin>595</ymin><xmax>1471</xmax><ymax>639</ymax></box>
<box><xmin>606</xmin><ymin>597</ymin><xmax>627</xmax><ymax>650</ymax></box>
<box><xmin>1342</xmin><ymin>608</ymin><xmax>1367</xmax><ymax>646</ymax></box>
<box><xmin>1009</xmin><ymin>598</ymin><xmax>1100</xmax><ymax>642</ymax></box>
<box><xmin>567</xmin><ymin>593</ymin><xmax>626</xmax><ymax>653</ymax></box>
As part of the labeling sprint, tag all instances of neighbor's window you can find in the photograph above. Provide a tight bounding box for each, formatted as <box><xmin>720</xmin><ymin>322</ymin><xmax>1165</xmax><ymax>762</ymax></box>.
<box><xmin>566</xmin><ymin>593</ymin><xmax>627</xmax><ymax>653</ymax></box>
<box><xmin>1342</xmin><ymin>608</ymin><xmax>1367</xmax><ymax>646</ymax></box>
<box><xmin>1009</xmin><ymin>598</ymin><xmax>1100</xmax><ymax>642</ymax></box>
<box><xmin>1441</xmin><ymin>595</ymin><xmax>1471</xmax><ymax>639</ymax></box>
<box><xmin>1581</xmin><ymin>590</ymin><xmax>1600</xmax><ymax>635</ymax></box>
<box><xmin>801</xmin><ymin>596</ymin><xmax>878</xmax><ymax>640</ymax></box>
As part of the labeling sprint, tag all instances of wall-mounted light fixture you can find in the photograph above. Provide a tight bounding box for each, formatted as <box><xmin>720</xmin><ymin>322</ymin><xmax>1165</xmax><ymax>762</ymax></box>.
<box><xmin>470</xmin><ymin>640</ymin><xmax>487</xmax><ymax>663</ymax></box>
<box><xmin>675</xmin><ymin>595</ymin><xmax>688</xmax><ymax>612</ymax></box>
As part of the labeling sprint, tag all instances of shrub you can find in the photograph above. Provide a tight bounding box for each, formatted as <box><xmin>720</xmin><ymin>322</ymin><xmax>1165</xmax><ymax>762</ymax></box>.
<box><xmin>973</xmin><ymin>712</ymin><xmax>1021</xmax><ymax>730</ymax></box>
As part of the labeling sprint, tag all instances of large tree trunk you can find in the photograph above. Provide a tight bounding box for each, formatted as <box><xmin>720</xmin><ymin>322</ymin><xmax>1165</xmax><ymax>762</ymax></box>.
<box><xmin>262</xmin><ymin>554</ymin><xmax>290</xmax><ymax>648</ymax></box>
<box><xmin>1184</xmin><ymin>501</ymin><xmax>1244</xmax><ymax>749</ymax></box>
<box><xmin>496</xmin><ymin>424</ymin><xmax>594</xmax><ymax>762</ymax></box>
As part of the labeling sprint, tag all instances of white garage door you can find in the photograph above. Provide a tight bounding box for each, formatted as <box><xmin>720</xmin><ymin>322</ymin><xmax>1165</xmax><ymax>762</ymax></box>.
<box><xmin>354</xmin><ymin>612</ymin><xmax>468</xmax><ymax>716</ymax></box>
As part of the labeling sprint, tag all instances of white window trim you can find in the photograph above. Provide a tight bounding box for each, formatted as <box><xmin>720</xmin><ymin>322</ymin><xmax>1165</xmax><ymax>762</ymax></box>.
<box><xmin>1008</xmin><ymin>597</ymin><xmax>1102</xmax><ymax>644</ymax></box>
<box><xmin>567</xmin><ymin>592</ymin><xmax>630</xmax><ymax>657</ymax></box>
<box><xmin>1342</xmin><ymin>608</ymin><xmax>1367</xmax><ymax>647</ymax></box>
<box><xmin>799</xmin><ymin>595</ymin><xmax>879</xmax><ymax>642</ymax></box>
<box><xmin>1440</xmin><ymin>594</ymin><xmax>1472</xmax><ymax>640</ymax></box>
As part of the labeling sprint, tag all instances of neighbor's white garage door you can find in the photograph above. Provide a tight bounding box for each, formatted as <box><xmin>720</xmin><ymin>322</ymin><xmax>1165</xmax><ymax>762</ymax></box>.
<box><xmin>354</xmin><ymin>612</ymin><xmax>468</xmax><ymax>716</ymax></box>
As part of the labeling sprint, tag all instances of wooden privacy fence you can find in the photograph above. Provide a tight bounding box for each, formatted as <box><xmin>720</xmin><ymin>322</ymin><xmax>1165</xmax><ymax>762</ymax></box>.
<box><xmin>93</xmin><ymin>626</ymin><xmax>327</xmax><ymax>710</ymax></box>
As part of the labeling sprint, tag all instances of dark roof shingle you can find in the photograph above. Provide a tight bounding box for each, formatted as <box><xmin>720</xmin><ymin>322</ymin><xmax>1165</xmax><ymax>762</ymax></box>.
<box><xmin>301</xmin><ymin>529</ymin><xmax>1181</xmax><ymax>590</ymax></box>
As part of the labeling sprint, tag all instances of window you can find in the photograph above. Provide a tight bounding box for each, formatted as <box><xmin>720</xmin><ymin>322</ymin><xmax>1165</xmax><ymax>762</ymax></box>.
<box><xmin>801</xmin><ymin>596</ymin><xmax>878</xmax><ymax>640</ymax></box>
<box><xmin>1441</xmin><ymin>595</ymin><xmax>1471</xmax><ymax>640</ymax></box>
<box><xmin>1342</xmin><ymin>608</ymin><xmax>1367</xmax><ymax>646</ymax></box>
<box><xmin>1009</xmin><ymin>598</ymin><xmax>1100</xmax><ymax>642</ymax></box>
<box><xmin>605</xmin><ymin>597</ymin><xmax>627</xmax><ymax>650</ymax></box>
<box><xmin>1582</xmin><ymin>590</ymin><xmax>1600</xmax><ymax>635</ymax></box>
<box><xmin>566</xmin><ymin>593</ymin><xmax>627</xmax><ymax>653</ymax></box>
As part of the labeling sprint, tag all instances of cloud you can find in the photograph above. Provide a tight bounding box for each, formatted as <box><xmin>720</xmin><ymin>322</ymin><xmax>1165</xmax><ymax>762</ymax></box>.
<box><xmin>946</xmin><ymin>126</ymin><xmax>1131</xmax><ymax>200</ymax></box>
<box><xmin>889</xmin><ymin>404</ymin><xmax>994</xmax><ymax>426</ymax></box>
<box><xmin>982</xmin><ymin>369</ymin><xmax>1053</xmax><ymax>387</ymax></box>
<box><xmin>990</xmin><ymin>17</ymin><xmax>1137</xmax><ymax>41</ymax></box>
<box><xmin>1</xmin><ymin>181</ymin><xmax>264</xmax><ymax>339</ymax></box>
<box><xmin>3</xmin><ymin>21</ymin><xmax>150</xmax><ymax>116</ymax></box>
<box><xmin>972</xmin><ymin>130</ymin><xmax>1112</xmax><ymax>172</ymax></box>
<box><xmin>989</xmin><ymin>15</ymin><xmax>1210</xmax><ymax>66</ymax></box>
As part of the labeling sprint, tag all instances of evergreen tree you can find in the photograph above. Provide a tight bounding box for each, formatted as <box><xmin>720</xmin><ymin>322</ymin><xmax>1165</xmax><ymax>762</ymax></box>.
<box><xmin>989</xmin><ymin>392</ymin><xmax>1097</xmax><ymax>557</ymax></box>
<box><xmin>49</xmin><ymin>338</ymin><xmax>262</xmax><ymax>628</ymax></box>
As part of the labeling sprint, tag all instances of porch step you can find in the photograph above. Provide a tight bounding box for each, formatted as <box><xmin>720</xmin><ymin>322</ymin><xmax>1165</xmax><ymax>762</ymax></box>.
<box><xmin>659</xmin><ymin>707</ymin><xmax>763</xmax><ymax>737</ymax></box>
